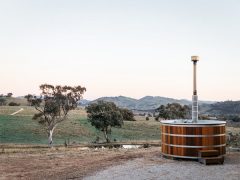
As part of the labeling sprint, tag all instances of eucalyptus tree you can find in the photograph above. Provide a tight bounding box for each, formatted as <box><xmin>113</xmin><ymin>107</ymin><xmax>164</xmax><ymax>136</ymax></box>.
<box><xmin>86</xmin><ymin>101</ymin><xmax>123</xmax><ymax>143</ymax></box>
<box><xmin>156</xmin><ymin>103</ymin><xmax>190</xmax><ymax>120</ymax></box>
<box><xmin>6</xmin><ymin>93</ymin><xmax>13</xmax><ymax>97</ymax></box>
<box><xmin>119</xmin><ymin>108</ymin><xmax>135</xmax><ymax>121</ymax></box>
<box><xmin>32</xmin><ymin>84</ymin><xmax>86</xmax><ymax>146</ymax></box>
<box><xmin>24</xmin><ymin>94</ymin><xmax>34</xmax><ymax>106</ymax></box>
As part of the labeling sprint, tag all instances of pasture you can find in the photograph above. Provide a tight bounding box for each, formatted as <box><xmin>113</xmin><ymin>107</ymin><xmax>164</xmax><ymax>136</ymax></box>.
<box><xmin>0</xmin><ymin>106</ymin><xmax>161</xmax><ymax>145</ymax></box>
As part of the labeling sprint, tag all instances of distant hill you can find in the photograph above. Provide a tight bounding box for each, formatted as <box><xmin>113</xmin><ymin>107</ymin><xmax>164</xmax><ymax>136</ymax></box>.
<box><xmin>92</xmin><ymin>96</ymin><xmax>137</xmax><ymax>109</ymax></box>
<box><xmin>5</xmin><ymin>96</ymin><xmax>240</xmax><ymax>118</ymax></box>
<box><xmin>204</xmin><ymin>101</ymin><xmax>240</xmax><ymax>115</ymax></box>
<box><xmin>91</xmin><ymin>96</ymin><xmax>214</xmax><ymax>110</ymax></box>
<box><xmin>78</xmin><ymin>99</ymin><xmax>91</xmax><ymax>106</ymax></box>
<box><xmin>2</xmin><ymin>95</ymin><xmax>216</xmax><ymax>111</ymax></box>
<box><xmin>135</xmin><ymin>96</ymin><xmax>191</xmax><ymax>110</ymax></box>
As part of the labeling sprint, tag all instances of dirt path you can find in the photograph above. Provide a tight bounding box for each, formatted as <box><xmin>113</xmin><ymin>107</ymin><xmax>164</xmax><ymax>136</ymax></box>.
<box><xmin>10</xmin><ymin>108</ymin><xmax>24</xmax><ymax>115</ymax></box>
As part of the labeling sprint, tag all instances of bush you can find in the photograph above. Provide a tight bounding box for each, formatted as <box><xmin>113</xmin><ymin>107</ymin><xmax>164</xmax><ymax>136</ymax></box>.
<box><xmin>8</xmin><ymin>102</ymin><xmax>20</xmax><ymax>106</ymax></box>
<box><xmin>146</xmin><ymin>117</ymin><xmax>149</xmax><ymax>121</ymax></box>
<box><xmin>230</xmin><ymin>116</ymin><xmax>240</xmax><ymax>122</ymax></box>
<box><xmin>143</xmin><ymin>143</ymin><xmax>150</xmax><ymax>148</ymax></box>
<box><xmin>0</xmin><ymin>98</ymin><xmax>7</xmax><ymax>106</ymax></box>
<box><xmin>120</xmin><ymin>108</ymin><xmax>136</xmax><ymax>121</ymax></box>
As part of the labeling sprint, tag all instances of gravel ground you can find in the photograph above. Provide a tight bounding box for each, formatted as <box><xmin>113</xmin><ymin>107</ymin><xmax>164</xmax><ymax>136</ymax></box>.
<box><xmin>85</xmin><ymin>153</ymin><xmax>240</xmax><ymax>180</ymax></box>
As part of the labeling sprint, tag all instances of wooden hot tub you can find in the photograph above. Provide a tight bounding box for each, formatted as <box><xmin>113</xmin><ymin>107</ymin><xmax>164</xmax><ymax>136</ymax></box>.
<box><xmin>161</xmin><ymin>120</ymin><xmax>226</xmax><ymax>159</ymax></box>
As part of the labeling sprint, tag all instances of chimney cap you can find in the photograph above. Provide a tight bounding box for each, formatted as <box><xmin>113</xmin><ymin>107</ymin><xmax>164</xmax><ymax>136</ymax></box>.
<box><xmin>191</xmin><ymin>56</ymin><xmax>199</xmax><ymax>62</ymax></box>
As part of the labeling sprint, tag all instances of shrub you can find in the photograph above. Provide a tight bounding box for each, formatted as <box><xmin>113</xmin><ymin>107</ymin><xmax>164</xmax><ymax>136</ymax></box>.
<box><xmin>120</xmin><ymin>108</ymin><xmax>136</xmax><ymax>121</ymax></box>
<box><xmin>0</xmin><ymin>98</ymin><xmax>7</xmax><ymax>106</ymax></box>
<box><xmin>8</xmin><ymin>102</ymin><xmax>20</xmax><ymax>106</ymax></box>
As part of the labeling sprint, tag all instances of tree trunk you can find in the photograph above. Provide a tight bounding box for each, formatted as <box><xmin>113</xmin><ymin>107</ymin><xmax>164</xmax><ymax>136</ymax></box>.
<box><xmin>103</xmin><ymin>129</ymin><xmax>110</xmax><ymax>143</ymax></box>
<box><xmin>48</xmin><ymin>129</ymin><xmax>54</xmax><ymax>147</ymax></box>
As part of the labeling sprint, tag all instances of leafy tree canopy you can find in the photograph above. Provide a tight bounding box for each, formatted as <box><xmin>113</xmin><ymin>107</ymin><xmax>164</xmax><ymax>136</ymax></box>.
<box><xmin>24</xmin><ymin>94</ymin><xmax>34</xmax><ymax>106</ymax></box>
<box><xmin>119</xmin><ymin>108</ymin><xmax>135</xmax><ymax>121</ymax></box>
<box><xmin>6</xmin><ymin>93</ymin><xmax>13</xmax><ymax>97</ymax></box>
<box><xmin>32</xmin><ymin>84</ymin><xmax>86</xmax><ymax>146</ymax></box>
<box><xmin>86</xmin><ymin>101</ymin><xmax>123</xmax><ymax>143</ymax></box>
<box><xmin>156</xmin><ymin>103</ymin><xmax>190</xmax><ymax>120</ymax></box>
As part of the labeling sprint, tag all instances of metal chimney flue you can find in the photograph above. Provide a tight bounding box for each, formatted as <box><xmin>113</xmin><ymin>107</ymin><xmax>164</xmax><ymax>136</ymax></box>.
<box><xmin>191</xmin><ymin>56</ymin><xmax>199</xmax><ymax>123</ymax></box>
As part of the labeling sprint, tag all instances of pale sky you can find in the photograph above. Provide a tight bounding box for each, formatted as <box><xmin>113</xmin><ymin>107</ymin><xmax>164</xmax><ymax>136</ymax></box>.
<box><xmin>0</xmin><ymin>0</ymin><xmax>240</xmax><ymax>101</ymax></box>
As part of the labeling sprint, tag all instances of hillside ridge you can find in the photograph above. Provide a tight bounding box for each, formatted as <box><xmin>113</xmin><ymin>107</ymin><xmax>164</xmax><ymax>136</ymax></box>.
<box><xmin>91</xmin><ymin>95</ymin><xmax>215</xmax><ymax>110</ymax></box>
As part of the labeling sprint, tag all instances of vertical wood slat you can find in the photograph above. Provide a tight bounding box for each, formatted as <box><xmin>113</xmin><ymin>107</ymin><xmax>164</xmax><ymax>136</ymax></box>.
<box><xmin>161</xmin><ymin>124</ymin><xmax>226</xmax><ymax>159</ymax></box>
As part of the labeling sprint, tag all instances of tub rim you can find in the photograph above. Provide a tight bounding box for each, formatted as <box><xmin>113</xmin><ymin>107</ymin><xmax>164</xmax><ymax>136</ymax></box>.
<box><xmin>161</xmin><ymin>119</ymin><xmax>226</xmax><ymax>125</ymax></box>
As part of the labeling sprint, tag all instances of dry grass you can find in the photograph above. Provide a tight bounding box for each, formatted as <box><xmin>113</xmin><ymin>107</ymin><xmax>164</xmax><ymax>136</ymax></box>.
<box><xmin>1</xmin><ymin>146</ymin><xmax>239</xmax><ymax>180</ymax></box>
<box><xmin>226</xmin><ymin>126</ymin><xmax>240</xmax><ymax>134</ymax></box>
<box><xmin>0</xmin><ymin>146</ymin><xmax>161</xmax><ymax>179</ymax></box>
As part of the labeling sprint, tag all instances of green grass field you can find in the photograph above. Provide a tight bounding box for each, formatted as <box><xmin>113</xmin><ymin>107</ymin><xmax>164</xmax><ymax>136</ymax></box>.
<box><xmin>0</xmin><ymin>106</ymin><xmax>161</xmax><ymax>145</ymax></box>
